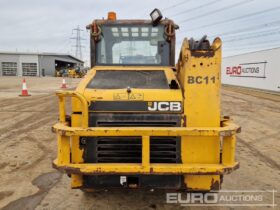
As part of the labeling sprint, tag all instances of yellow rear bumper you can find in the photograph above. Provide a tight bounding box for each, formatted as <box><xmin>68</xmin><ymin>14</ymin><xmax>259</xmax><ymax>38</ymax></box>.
<box><xmin>53</xmin><ymin>160</ymin><xmax>239</xmax><ymax>175</ymax></box>
<box><xmin>52</xmin><ymin>120</ymin><xmax>240</xmax><ymax>175</ymax></box>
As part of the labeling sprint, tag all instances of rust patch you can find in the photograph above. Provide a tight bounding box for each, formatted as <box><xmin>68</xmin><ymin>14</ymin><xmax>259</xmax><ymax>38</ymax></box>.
<box><xmin>223</xmin><ymin>163</ymin><xmax>240</xmax><ymax>174</ymax></box>
<box><xmin>220</xmin><ymin>130</ymin><xmax>233</xmax><ymax>137</ymax></box>
<box><xmin>51</xmin><ymin>127</ymin><xmax>56</xmax><ymax>133</ymax></box>
<box><xmin>53</xmin><ymin>166</ymin><xmax>238</xmax><ymax>176</ymax></box>
<box><xmin>224</xmin><ymin>116</ymin><xmax>230</xmax><ymax>120</ymax></box>
<box><xmin>210</xmin><ymin>179</ymin><xmax>220</xmax><ymax>191</ymax></box>
<box><xmin>236</xmin><ymin>126</ymin><xmax>242</xmax><ymax>133</ymax></box>
<box><xmin>182</xmin><ymin>115</ymin><xmax>187</xmax><ymax>127</ymax></box>
<box><xmin>53</xmin><ymin>161</ymin><xmax>240</xmax><ymax>176</ymax></box>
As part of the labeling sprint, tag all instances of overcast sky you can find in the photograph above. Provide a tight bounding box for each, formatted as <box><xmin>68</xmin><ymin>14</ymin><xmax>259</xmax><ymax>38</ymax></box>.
<box><xmin>1</xmin><ymin>0</ymin><xmax>280</xmax><ymax>65</ymax></box>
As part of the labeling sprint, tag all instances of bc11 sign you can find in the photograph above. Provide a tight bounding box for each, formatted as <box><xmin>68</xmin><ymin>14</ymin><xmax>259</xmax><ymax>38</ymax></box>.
<box><xmin>226</xmin><ymin>62</ymin><xmax>267</xmax><ymax>78</ymax></box>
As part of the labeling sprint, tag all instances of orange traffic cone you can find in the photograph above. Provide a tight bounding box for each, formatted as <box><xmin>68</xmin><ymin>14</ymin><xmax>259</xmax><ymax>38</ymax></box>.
<box><xmin>61</xmin><ymin>78</ymin><xmax>67</xmax><ymax>88</ymax></box>
<box><xmin>19</xmin><ymin>78</ymin><xmax>31</xmax><ymax>96</ymax></box>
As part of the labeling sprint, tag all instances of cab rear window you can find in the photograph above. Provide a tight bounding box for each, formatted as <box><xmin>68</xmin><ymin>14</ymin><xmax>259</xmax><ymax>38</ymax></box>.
<box><xmin>87</xmin><ymin>70</ymin><xmax>169</xmax><ymax>89</ymax></box>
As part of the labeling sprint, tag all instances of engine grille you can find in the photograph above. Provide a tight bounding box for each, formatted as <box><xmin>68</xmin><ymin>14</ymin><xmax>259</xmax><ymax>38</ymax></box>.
<box><xmin>95</xmin><ymin>137</ymin><xmax>141</xmax><ymax>163</ymax></box>
<box><xmin>151</xmin><ymin>137</ymin><xmax>180</xmax><ymax>163</ymax></box>
<box><xmin>81</xmin><ymin>113</ymin><xmax>182</xmax><ymax>164</ymax></box>
<box><xmin>81</xmin><ymin>136</ymin><xmax>181</xmax><ymax>163</ymax></box>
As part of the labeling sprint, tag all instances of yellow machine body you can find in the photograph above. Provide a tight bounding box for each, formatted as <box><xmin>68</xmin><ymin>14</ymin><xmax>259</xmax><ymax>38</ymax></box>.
<box><xmin>68</xmin><ymin>68</ymin><xmax>84</xmax><ymax>78</ymax></box>
<box><xmin>52</xmin><ymin>15</ymin><xmax>240</xmax><ymax>191</ymax></box>
<box><xmin>68</xmin><ymin>69</ymin><xmax>76</xmax><ymax>78</ymax></box>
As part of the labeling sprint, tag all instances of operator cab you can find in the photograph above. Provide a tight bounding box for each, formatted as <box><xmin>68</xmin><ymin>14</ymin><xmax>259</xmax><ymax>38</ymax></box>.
<box><xmin>76</xmin><ymin>11</ymin><xmax>182</xmax><ymax>114</ymax></box>
<box><xmin>87</xmin><ymin>11</ymin><xmax>178</xmax><ymax>67</ymax></box>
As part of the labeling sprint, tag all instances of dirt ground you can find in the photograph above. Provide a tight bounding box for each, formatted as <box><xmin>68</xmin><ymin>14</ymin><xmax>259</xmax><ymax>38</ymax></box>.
<box><xmin>0</xmin><ymin>77</ymin><xmax>279</xmax><ymax>210</ymax></box>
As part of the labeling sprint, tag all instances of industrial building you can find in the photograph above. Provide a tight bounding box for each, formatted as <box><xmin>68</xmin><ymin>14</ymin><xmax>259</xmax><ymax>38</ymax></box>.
<box><xmin>222</xmin><ymin>47</ymin><xmax>280</xmax><ymax>92</ymax></box>
<box><xmin>0</xmin><ymin>52</ymin><xmax>84</xmax><ymax>77</ymax></box>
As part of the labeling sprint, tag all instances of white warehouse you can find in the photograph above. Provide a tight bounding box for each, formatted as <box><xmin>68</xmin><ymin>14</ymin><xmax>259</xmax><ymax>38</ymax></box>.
<box><xmin>222</xmin><ymin>47</ymin><xmax>280</xmax><ymax>92</ymax></box>
<box><xmin>0</xmin><ymin>52</ymin><xmax>84</xmax><ymax>77</ymax></box>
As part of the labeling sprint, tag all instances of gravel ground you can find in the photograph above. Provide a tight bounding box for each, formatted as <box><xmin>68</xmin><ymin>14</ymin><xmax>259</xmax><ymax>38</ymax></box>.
<box><xmin>0</xmin><ymin>77</ymin><xmax>279</xmax><ymax>210</ymax></box>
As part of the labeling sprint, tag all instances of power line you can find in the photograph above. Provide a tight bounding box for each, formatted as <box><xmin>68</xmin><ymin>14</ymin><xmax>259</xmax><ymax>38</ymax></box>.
<box><xmin>175</xmin><ymin>30</ymin><xmax>280</xmax><ymax>47</ymax></box>
<box><xmin>161</xmin><ymin>0</ymin><xmax>193</xmax><ymax>11</ymax></box>
<box><xmin>208</xmin><ymin>20</ymin><xmax>280</xmax><ymax>38</ymax></box>
<box><xmin>223</xmin><ymin>29</ymin><xmax>280</xmax><ymax>43</ymax></box>
<box><xmin>224</xmin><ymin>39</ymin><xmax>280</xmax><ymax>50</ymax></box>
<box><xmin>175</xmin><ymin>28</ymin><xmax>280</xmax><ymax>50</ymax></box>
<box><xmin>224</xmin><ymin>37</ymin><xmax>280</xmax><ymax>47</ymax></box>
<box><xmin>56</xmin><ymin>38</ymin><xmax>72</xmax><ymax>53</ymax></box>
<box><xmin>170</xmin><ymin>0</ymin><xmax>223</xmax><ymax>17</ymax></box>
<box><xmin>223</xmin><ymin>26</ymin><xmax>280</xmax><ymax>40</ymax></box>
<box><xmin>222</xmin><ymin>27</ymin><xmax>280</xmax><ymax>40</ymax></box>
<box><xmin>181</xmin><ymin>6</ymin><xmax>280</xmax><ymax>32</ymax></box>
<box><xmin>179</xmin><ymin>0</ymin><xmax>254</xmax><ymax>23</ymax></box>
<box><xmin>225</xmin><ymin>42</ymin><xmax>280</xmax><ymax>52</ymax></box>
<box><xmin>71</xmin><ymin>25</ymin><xmax>85</xmax><ymax>60</ymax></box>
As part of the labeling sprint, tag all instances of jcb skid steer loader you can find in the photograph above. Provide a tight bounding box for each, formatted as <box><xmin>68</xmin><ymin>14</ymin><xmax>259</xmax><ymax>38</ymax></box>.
<box><xmin>52</xmin><ymin>9</ymin><xmax>240</xmax><ymax>191</ymax></box>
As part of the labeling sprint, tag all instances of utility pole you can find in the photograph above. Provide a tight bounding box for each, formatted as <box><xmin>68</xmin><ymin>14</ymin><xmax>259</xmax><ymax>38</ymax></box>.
<box><xmin>71</xmin><ymin>26</ymin><xmax>85</xmax><ymax>60</ymax></box>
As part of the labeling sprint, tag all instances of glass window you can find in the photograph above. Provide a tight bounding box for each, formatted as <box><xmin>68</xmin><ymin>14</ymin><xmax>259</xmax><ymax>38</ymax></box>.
<box><xmin>1</xmin><ymin>62</ymin><xmax>17</xmax><ymax>76</ymax></box>
<box><xmin>22</xmin><ymin>63</ymin><xmax>38</xmax><ymax>76</ymax></box>
<box><xmin>96</xmin><ymin>25</ymin><xmax>170</xmax><ymax>65</ymax></box>
<box><xmin>87</xmin><ymin>70</ymin><xmax>169</xmax><ymax>89</ymax></box>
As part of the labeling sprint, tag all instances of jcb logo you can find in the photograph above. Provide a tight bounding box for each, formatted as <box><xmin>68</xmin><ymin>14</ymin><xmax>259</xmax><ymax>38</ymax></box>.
<box><xmin>148</xmin><ymin>102</ymin><xmax>181</xmax><ymax>112</ymax></box>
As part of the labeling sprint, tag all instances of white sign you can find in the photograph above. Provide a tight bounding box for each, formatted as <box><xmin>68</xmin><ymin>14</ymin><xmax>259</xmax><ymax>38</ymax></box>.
<box><xmin>166</xmin><ymin>190</ymin><xmax>277</xmax><ymax>207</ymax></box>
<box><xmin>120</xmin><ymin>176</ymin><xmax>126</xmax><ymax>185</ymax></box>
<box><xmin>225</xmin><ymin>62</ymin><xmax>267</xmax><ymax>78</ymax></box>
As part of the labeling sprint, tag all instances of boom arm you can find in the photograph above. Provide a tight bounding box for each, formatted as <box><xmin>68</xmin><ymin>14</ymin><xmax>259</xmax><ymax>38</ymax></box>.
<box><xmin>176</xmin><ymin>37</ymin><xmax>230</xmax><ymax>190</ymax></box>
